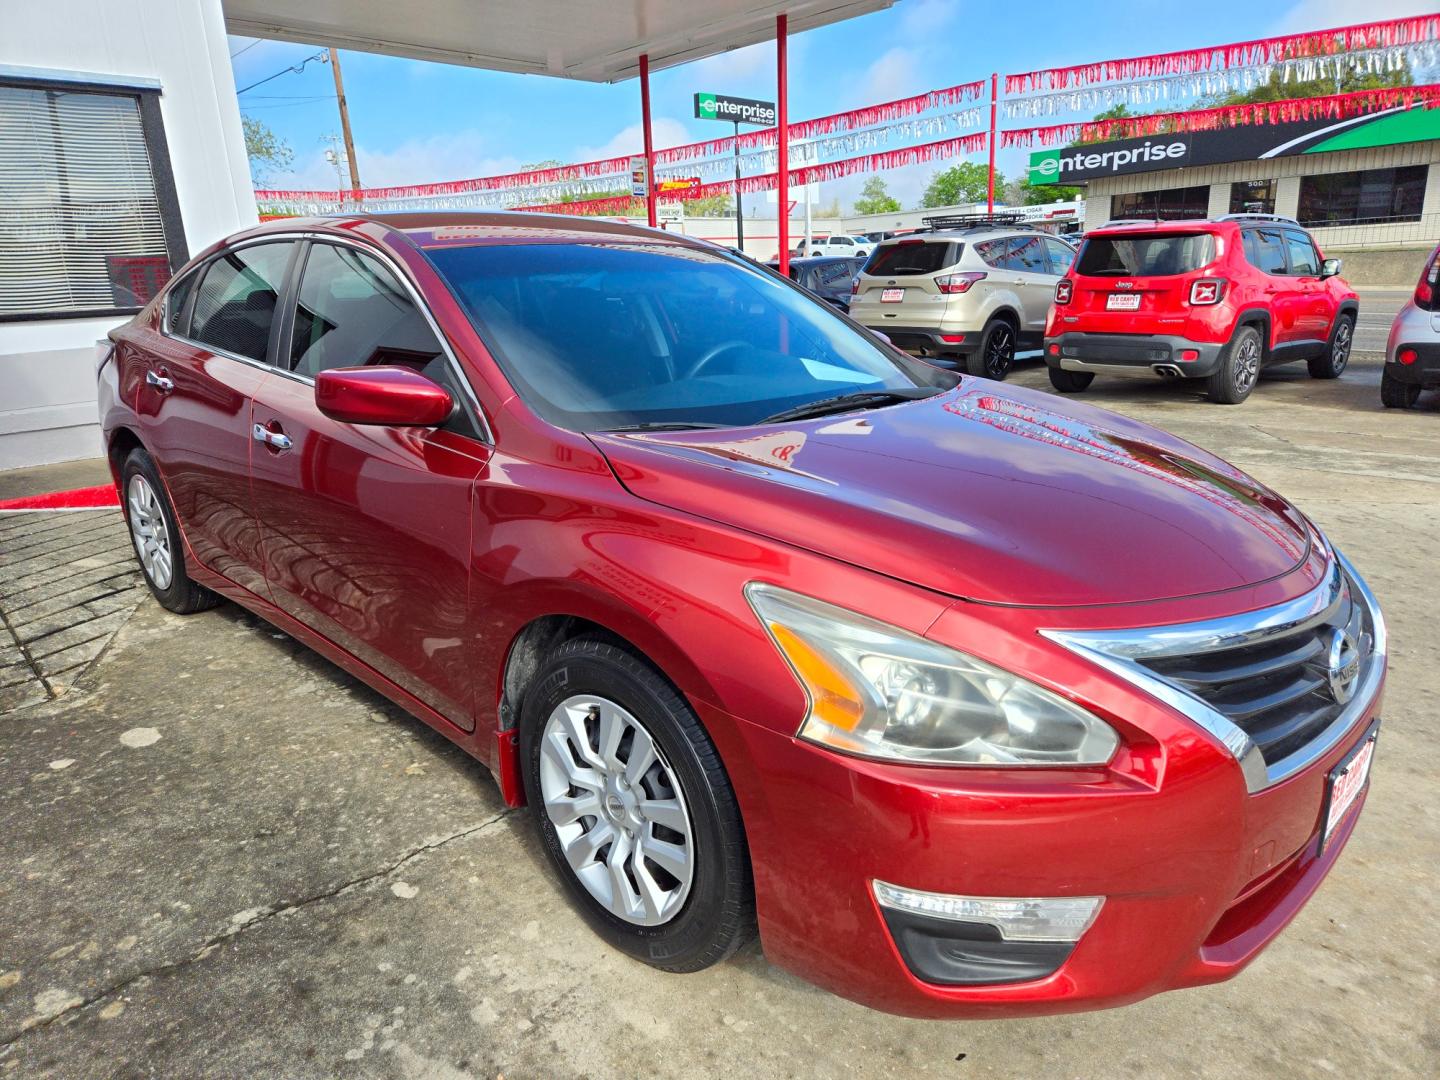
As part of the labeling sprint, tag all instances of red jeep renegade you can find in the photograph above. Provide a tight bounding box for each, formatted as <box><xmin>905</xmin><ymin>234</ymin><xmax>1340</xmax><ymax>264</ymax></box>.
<box><xmin>1044</xmin><ymin>215</ymin><xmax>1359</xmax><ymax>404</ymax></box>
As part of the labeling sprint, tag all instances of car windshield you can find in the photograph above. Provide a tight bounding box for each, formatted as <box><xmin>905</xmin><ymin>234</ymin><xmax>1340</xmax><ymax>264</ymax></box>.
<box><xmin>425</xmin><ymin>241</ymin><xmax>951</xmax><ymax>430</ymax></box>
<box><xmin>1076</xmin><ymin>233</ymin><xmax>1217</xmax><ymax>277</ymax></box>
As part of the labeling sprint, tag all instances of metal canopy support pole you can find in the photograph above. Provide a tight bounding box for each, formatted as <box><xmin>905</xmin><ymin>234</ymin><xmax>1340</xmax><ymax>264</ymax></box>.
<box><xmin>986</xmin><ymin>72</ymin><xmax>997</xmax><ymax>213</ymax></box>
<box><xmin>640</xmin><ymin>52</ymin><xmax>657</xmax><ymax>228</ymax></box>
<box><xmin>733</xmin><ymin>119</ymin><xmax>744</xmax><ymax>250</ymax></box>
<box><xmin>776</xmin><ymin>13</ymin><xmax>789</xmax><ymax>276</ymax></box>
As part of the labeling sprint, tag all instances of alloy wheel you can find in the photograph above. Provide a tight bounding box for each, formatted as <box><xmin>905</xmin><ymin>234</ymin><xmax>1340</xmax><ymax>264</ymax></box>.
<box><xmin>1331</xmin><ymin>320</ymin><xmax>1352</xmax><ymax>373</ymax></box>
<box><xmin>538</xmin><ymin>694</ymin><xmax>694</xmax><ymax>926</ymax></box>
<box><xmin>986</xmin><ymin>325</ymin><xmax>1015</xmax><ymax>378</ymax></box>
<box><xmin>127</xmin><ymin>474</ymin><xmax>173</xmax><ymax>591</ymax></box>
<box><xmin>1234</xmin><ymin>335</ymin><xmax>1261</xmax><ymax>394</ymax></box>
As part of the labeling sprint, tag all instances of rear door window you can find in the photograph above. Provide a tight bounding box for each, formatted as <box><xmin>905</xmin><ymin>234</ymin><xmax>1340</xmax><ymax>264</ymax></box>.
<box><xmin>830</xmin><ymin>236</ymin><xmax>854</xmax><ymax>248</ymax></box>
<box><xmin>1043</xmin><ymin>237</ymin><xmax>1076</xmax><ymax>275</ymax></box>
<box><xmin>1075</xmin><ymin>233</ymin><xmax>1217</xmax><ymax>277</ymax></box>
<box><xmin>1007</xmin><ymin>235</ymin><xmax>1048</xmax><ymax>273</ymax></box>
<box><xmin>864</xmin><ymin>241</ymin><xmax>959</xmax><ymax>277</ymax></box>
<box><xmin>1242</xmin><ymin>228</ymin><xmax>1289</xmax><ymax>275</ymax></box>
<box><xmin>189</xmin><ymin>242</ymin><xmax>295</xmax><ymax>362</ymax></box>
<box><xmin>974</xmin><ymin>238</ymin><xmax>1012</xmax><ymax>269</ymax></box>
<box><xmin>1283</xmin><ymin>230</ymin><xmax>1320</xmax><ymax>276</ymax></box>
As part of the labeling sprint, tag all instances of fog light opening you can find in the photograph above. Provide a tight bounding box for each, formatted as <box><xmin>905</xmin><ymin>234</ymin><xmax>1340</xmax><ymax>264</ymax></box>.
<box><xmin>873</xmin><ymin>880</ymin><xmax>1104</xmax><ymax>943</ymax></box>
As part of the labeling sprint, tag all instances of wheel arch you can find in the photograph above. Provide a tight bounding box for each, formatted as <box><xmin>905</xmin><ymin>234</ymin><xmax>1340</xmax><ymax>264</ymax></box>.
<box><xmin>1233</xmin><ymin>308</ymin><xmax>1273</xmax><ymax>357</ymax></box>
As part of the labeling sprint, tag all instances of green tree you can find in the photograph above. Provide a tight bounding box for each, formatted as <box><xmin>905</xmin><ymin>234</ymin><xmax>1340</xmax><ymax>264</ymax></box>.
<box><xmin>1013</xmin><ymin>177</ymin><xmax>1081</xmax><ymax>204</ymax></box>
<box><xmin>1204</xmin><ymin>64</ymin><xmax>1412</xmax><ymax>106</ymax></box>
<box><xmin>685</xmin><ymin>193</ymin><xmax>735</xmax><ymax>217</ymax></box>
<box><xmin>921</xmin><ymin>161</ymin><xmax>1001</xmax><ymax>208</ymax></box>
<box><xmin>853</xmin><ymin>175</ymin><xmax>901</xmax><ymax>214</ymax></box>
<box><xmin>243</xmin><ymin>116</ymin><xmax>293</xmax><ymax>183</ymax></box>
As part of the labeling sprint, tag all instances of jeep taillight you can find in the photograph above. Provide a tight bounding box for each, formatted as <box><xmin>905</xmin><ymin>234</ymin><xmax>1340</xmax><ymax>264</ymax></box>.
<box><xmin>1415</xmin><ymin>247</ymin><xmax>1439</xmax><ymax>312</ymax></box>
<box><xmin>1055</xmin><ymin>279</ymin><xmax>1073</xmax><ymax>305</ymax></box>
<box><xmin>1189</xmin><ymin>278</ymin><xmax>1226</xmax><ymax>305</ymax></box>
<box><xmin>935</xmin><ymin>272</ymin><xmax>986</xmax><ymax>295</ymax></box>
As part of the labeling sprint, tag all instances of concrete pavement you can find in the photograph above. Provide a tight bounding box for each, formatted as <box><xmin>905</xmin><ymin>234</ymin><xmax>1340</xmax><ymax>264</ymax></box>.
<box><xmin>1</xmin><ymin>296</ymin><xmax>1437</xmax><ymax>1078</ymax></box>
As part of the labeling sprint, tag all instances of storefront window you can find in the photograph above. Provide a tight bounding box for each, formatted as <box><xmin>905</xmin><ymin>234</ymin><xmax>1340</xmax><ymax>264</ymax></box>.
<box><xmin>0</xmin><ymin>80</ymin><xmax>182</xmax><ymax>320</ymax></box>
<box><xmin>1111</xmin><ymin>186</ymin><xmax>1210</xmax><ymax>222</ymax></box>
<box><xmin>1229</xmin><ymin>180</ymin><xmax>1276</xmax><ymax>215</ymax></box>
<box><xmin>1297</xmin><ymin>166</ymin><xmax>1427</xmax><ymax>227</ymax></box>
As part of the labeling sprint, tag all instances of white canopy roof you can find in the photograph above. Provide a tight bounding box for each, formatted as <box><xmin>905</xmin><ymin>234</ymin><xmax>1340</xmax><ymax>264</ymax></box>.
<box><xmin>223</xmin><ymin>0</ymin><xmax>894</xmax><ymax>82</ymax></box>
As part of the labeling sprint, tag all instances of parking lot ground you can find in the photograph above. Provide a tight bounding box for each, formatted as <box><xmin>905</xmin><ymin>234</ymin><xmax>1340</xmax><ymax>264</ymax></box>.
<box><xmin>2</xmin><ymin>295</ymin><xmax>1438</xmax><ymax>1079</ymax></box>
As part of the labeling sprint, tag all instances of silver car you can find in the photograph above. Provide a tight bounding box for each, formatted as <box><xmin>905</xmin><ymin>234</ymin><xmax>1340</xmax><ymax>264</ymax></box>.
<box><xmin>850</xmin><ymin>214</ymin><xmax>1076</xmax><ymax>380</ymax></box>
<box><xmin>1382</xmin><ymin>241</ymin><xmax>1440</xmax><ymax>409</ymax></box>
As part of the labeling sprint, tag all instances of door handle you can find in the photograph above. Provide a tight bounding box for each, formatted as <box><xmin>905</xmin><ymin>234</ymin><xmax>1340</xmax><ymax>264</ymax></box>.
<box><xmin>145</xmin><ymin>369</ymin><xmax>174</xmax><ymax>393</ymax></box>
<box><xmin>252</xmin><ymin>423</ymin><xmax>293</xmax><ymax>451</ymax></box>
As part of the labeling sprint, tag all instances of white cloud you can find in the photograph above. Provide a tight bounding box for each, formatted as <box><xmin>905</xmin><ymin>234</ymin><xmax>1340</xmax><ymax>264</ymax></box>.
<box><xmin>1271</xmin><ymin>0</ymin><xmax>1439</xmax><ymax>32</ymax></box>
<box><xmin>857</xmin><ymin>47</ymin><xmax>927</xmax><ymax>106</ymax></box>
<box><xmin>276</xmin><ymin>129</ymin><xmax>523</xmax><ymax>190</ymax></box>
<box><xmin>897</xmin><ymin>0</ymin><xmax>959</xmax><ymax>37</ymax></box>
<box><xmin>573</xmin><ymin>117</ymin><xmax>694</xmax><ymax>162</ymax></box>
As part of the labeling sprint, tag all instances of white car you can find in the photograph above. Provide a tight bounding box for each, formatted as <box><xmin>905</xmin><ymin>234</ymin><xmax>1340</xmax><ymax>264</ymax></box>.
<box><xmin>793</xmin><ymin>235</ymin><xmax>873</xmax><ymax>259</ymax></box>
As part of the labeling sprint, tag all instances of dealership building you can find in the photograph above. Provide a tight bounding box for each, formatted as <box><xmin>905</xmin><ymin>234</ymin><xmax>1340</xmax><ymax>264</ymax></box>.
<box><xmin>1027</xmin><ymin>107</ymin><xmax>1440</xmax><ymax>284</ymax></box>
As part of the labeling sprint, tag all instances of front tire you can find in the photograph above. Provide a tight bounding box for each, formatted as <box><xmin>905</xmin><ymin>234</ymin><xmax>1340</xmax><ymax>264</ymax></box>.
<box><xmin>1047</xmin><ymin>367</ymin><xmax>1095</xmax><ymax>393</ymax></box>
<box><xmin>121</xmin><ymin>448</ymin><xmax>221</xmax><ymax>615</ymax></box>
<box><xmin>1380</xmin><ymin>369</ymin><xmax>1421</xmax><ymax>409</ymax></box>
<box><xmin>1206</xmin><ymin>325</ymin><xmax>1263</xmax><ymax>404</ymax></box>
<box><xmin>520</xmin><ymin>636</ymin><xmax>754</xmax><ymax>972</ymax></box>
<box><xmin>1308</xmin><ymin>313</ymin><xmax>1354</xmax><ymax>379</ymax></box>
<box><xmin>966</xmin><ymin>318</ymin><xmax>1017</xmax><ymax>381</ymax></box>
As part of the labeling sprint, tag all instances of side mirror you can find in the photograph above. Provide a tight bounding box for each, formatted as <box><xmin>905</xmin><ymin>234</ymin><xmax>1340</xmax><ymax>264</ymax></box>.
<box><xmin>315</xmin><ymin>366</ymin><xmax>453</xmax><ymax>427</ymax></box>
<box><xmin>1320</xmin><ymin>257</ymin><xmax>1342</xmax><ymax>279</ymax></box>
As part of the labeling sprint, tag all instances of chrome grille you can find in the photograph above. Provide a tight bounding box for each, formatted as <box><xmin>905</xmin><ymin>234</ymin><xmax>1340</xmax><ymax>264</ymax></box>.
<box><xmin>1044</xmin><ymin>550</ymin><xmax>1386</xmax><ymax>793</ymax></box>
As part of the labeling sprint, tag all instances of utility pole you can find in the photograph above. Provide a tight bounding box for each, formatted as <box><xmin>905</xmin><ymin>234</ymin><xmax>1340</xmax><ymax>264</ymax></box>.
<box><xmin>328</xmin><ymin>47</ymin><xmax>362</xmax><ymax>194</ymax></box>
<box><xmin>732</xmin><ymin>119</ymin><xmax>744</xmax><ymax>249</ymax></box>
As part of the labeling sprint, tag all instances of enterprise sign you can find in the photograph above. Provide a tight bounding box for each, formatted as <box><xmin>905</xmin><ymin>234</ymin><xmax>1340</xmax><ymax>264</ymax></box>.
<box><xmin>694</xmin><ymin>92</ymin><xmax>776</xmax><ymax>126</ymax></box>
<box><xmin>1027</xmin><ymin>107</ymin><xmax>1440</xmax><ymax>185</ymax></box>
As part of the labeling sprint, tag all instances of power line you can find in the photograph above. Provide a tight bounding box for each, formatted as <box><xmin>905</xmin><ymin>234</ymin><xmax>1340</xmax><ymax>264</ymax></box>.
<box><xmin>237</xmin><ymin>50</ymin><xmax>328</xmax><ymax>95</ymax></box>
<box><xmin>229</xmin><ymin>38</ymin><xmax>263</xmax><ymax>60</ymax></box>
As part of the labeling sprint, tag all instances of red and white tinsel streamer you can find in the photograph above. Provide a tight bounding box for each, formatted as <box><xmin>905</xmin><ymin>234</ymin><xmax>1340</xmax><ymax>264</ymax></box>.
<box><xmin>521</xmin><ymin>132</ymin><xmax>990</xmax><ymax>216</ymax></box>
<box><xmin>1004</xmin><ymin>43</ymin><xmax>1432</xmax><ymax>118</ymax></box>
<box><xmin>255</xmin><ymin>79</ymin><xmax>986</xmax><ymax>205</ymax></box>
<box><xmin>1004</xmin><ymin>14</ymin><xmax>1440</xmax><ymax>93</ymax></box>
<box><xmin>1000</xmin><ymin>84</ymin><xmax>1440</xmax><ymax>148</ymax></box>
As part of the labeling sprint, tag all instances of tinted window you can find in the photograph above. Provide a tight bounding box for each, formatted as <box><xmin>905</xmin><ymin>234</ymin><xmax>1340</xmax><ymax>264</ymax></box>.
<box><xmin>1075</xmin><ymin>233</ymin><xmax>1216</xmax><ymax>277</ymax></box>
<box><xmin>1229</xmin><ymin>179</ymin><xmax>1276</xmax><ymax>215</ymax></box>
<box><xmin>973</xmin><ymin>238</ymin><xmax>1010</xmax><ymax>269</ymax></box>
<box><xmin>164</xmin><ymin>271</ymin><xmax>196</xmax><ymax>335</ymax></box>
<box><xmin>189</xmin><ymin>243</ymin><xmax>293</xmax><ymax>361</ymax></box>
<box><xmin>426</xmin><ymin>242</ymin><xmax>948</xmax><ymax>431</ymax></box>
<box><xmin>290</xmin><ymin>244</ymin><xmax>444</xmax><ymax>378</ymax></box>
<box><xmin>1284</xmin><ymin>231</ymin><xmax>1319</xmax><ymax>276</ymax></box>
<box><xmin>1242</xmin><ymin>228</ymin><xmax>1288</xmax><ymax>275</ymax></box>
<box><xmin>1008</xmin><ymin>235</ymin><xmax>1048</xmax><ymax>273</ymax></box>
<box><xmin>830</xmin><ymin>236</ymin><xmax>854</xmax><ymax>247</ymax></box>
<box><xmin>865</xmin><ymin>241</ymin><xmax>959</xmax><ymax>277</ymax></box>
<box><xmin>1298</xmin><ymin>165</ymin><xmax>1426</xmax><ymax>226</ymax></box>
<box><xmin>1044</xmin><ymin>237</ymin><xmax>1076</xmax><ymax>274</ymax></box>
<box><xmin>1111</xmin><ymin>185</ymin><xmax>1209</xmax><ymax>221</ymax></box>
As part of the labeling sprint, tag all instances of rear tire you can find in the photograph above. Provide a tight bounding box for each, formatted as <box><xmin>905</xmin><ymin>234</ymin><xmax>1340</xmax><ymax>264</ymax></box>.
<box><xmin>1047</xmin><ymin>367</ymin><xmax>1095</xmax><ymax>393</ymax></box>
<box><xmin>1308</xmin><ymin>313</ymin><xmax>1354</xmax><ymax>379</ymax></box>
<box><xmin>121</xmin><ymin>448</ymin><xmax>222</xmax><ymax>615</ymax></box>
<box><xmin>966</xmin><ymin>318</ymin><xmax>1017</xmax><ymax>381</ymax></box>
<box><xmin>1206</xmin><ymin>325</ymin><xmax>1262</xmax><ymax>404</ymax></box>
<box><xmin>520</xmin><ymin>636</ymin><xmax>755</xmax><ymax>973</ymax></box>
<box><xmin>1380</xmin><ymin>369</ymin><xmax>1420</xmax><ymax>409</ymax></box>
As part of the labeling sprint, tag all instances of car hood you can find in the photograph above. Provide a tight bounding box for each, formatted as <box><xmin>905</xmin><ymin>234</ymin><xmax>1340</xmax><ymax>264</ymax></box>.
<box><xmin>588</xmin><ymin>382</ymin><xmax>1312</xmax><ymax>607</ymax></box>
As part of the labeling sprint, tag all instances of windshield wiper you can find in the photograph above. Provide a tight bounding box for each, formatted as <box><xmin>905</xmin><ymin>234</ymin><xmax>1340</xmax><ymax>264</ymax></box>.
<box><xmin>597</xmin><ymin>421</ymin><xmax>731</xmax><ymax>432</ymax></box>
<box><xmin>757</xmin><ymin>387</ymin><xmax>940</xmax><ymax>425</ymax></box>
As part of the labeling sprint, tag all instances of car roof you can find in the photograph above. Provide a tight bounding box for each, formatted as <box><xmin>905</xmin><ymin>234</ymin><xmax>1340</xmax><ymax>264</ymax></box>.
<box><xmin>237</xmin><ymin>210</ymin><xmax>719</xmax><ymax>252</ymax></box>
<box><xmin>874</xmin><ymin>226</ymin><xmax>1029</xmax><ymax>245</ymax></box>
<box><xmin>1086</xmin><ymin>216</ymin><xmax>1301</xmax><ymax>237</ymax></box>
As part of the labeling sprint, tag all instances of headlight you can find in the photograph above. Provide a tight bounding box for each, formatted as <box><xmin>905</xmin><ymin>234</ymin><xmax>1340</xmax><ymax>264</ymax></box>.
<box><xmin>746</xmin><ymin>583</ymin><xmax>1118</xmax><ymax>766</ymax></box>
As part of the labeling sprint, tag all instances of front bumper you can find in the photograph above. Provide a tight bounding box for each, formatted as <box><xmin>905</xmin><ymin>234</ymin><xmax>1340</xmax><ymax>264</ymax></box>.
<box><xmin>1045</xmin><ymin>332</ymin><xmax>1225</xmax><ymax>379</ymax></box>
<box><xmin>1384</xmin><ymin>341</ymin><xmax>1440</xmax><ymax>387</ymax></box>
<box><xmin>699</xmin><ymin>554</ymin><xmax>1385</xmax><ymax>1018</ymax></box>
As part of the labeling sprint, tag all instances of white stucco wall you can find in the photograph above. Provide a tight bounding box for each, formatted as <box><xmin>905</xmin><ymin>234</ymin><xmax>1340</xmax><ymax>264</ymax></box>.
<box><xmin>1</xmin><ymin>0</ymin><xmax>257</xmax><ymax>470</ymax></box>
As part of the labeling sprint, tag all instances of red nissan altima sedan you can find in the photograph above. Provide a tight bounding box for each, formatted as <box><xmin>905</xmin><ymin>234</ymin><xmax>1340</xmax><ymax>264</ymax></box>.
<box><xmin>98</xmin><ymin>213</ymin><xmax>1385</xmax><ymax>1018</ymax></box>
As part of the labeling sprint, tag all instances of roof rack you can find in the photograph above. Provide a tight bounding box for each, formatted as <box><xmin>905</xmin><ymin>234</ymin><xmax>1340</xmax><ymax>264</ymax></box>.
<box><xmin>1216</xmin><ymin>212</ymin><xmax>1300</xmax><ymax>225</ymax></box>
<box><xmin>919</xmin><ymin>213</ymin><xmax>1032</xmax><ymax>232</ymax></box>
<box><xmin>1097</xmin><ymin>218</ymin><xmax>1162</xmax><ymax>228</ymax></box>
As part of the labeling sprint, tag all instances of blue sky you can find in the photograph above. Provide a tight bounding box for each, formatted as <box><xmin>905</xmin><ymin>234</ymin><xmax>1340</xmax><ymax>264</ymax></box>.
<box><xmin>230</xmin><ymin>0</ymin><xmax>1437</xmax><ymax>210</ymax></box>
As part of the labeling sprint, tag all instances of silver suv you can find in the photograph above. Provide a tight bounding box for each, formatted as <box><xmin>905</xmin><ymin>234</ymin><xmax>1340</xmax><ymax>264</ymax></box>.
<box><xmin>1381</xmin><ymin>240</ymin><xmax>1440</xmax><ymax>409</ymax></box>
<box><xmin>850</xmin><ymin>215</ymin><xmax>1077</xmax><ymax>379</ymax></box>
